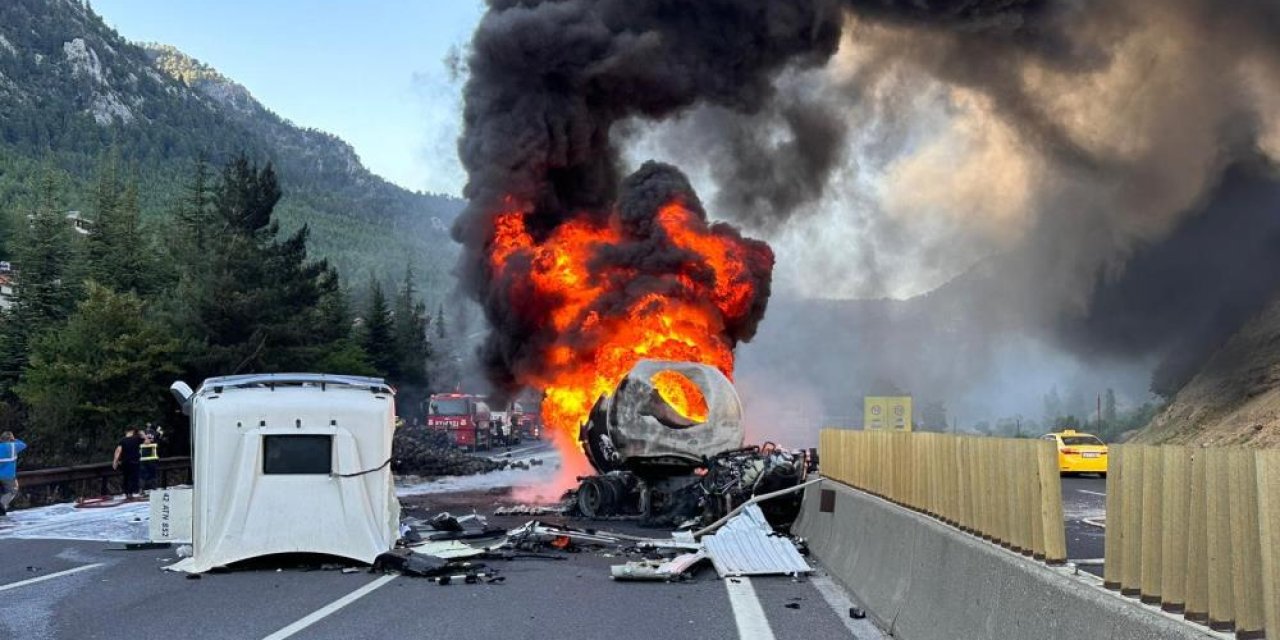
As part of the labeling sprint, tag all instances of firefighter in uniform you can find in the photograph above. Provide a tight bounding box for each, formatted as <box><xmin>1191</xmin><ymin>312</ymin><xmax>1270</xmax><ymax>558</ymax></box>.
<box><xmin>139</xmin><ymin>425</ymin><xmax>160</xmax><ymax>494</ymax></box>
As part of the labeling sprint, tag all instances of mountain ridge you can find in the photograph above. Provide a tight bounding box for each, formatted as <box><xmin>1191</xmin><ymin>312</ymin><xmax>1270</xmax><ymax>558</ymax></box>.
<box><xmin>0</xmin><ymin>0</ymin><xmax>461</xmax><ymax>300</ymax></box>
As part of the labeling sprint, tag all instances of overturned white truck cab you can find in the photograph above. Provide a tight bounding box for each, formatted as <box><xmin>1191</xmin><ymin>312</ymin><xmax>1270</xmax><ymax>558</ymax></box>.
<box><xmin>167</xmin><ymin>374</ymin><xmax>400</xmax><ymax>573</ymax></box>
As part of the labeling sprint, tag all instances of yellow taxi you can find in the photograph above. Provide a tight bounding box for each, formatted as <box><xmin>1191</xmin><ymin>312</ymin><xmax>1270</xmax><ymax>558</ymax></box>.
<box><xmin>1041</xmin><ymin>429</ymin><xmax>1108</xmax><ymax>476</ymax></box>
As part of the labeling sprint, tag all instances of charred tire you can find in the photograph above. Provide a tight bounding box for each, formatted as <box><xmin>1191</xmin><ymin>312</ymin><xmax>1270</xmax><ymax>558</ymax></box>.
<box><xmin>577</xmin><ymin>477</ymin><xmax>617</xmax><ymax>518</ymax></box>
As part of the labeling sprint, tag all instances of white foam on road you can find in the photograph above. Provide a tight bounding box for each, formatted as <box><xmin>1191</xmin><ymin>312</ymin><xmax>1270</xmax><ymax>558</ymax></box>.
<box><xmin>0</xmin><ymin>501</ymin><xmax>149</xmax><ymax>542</ymax></box>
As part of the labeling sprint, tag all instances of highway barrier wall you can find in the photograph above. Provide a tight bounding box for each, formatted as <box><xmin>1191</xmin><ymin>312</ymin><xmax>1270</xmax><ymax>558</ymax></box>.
<box><xmin>795</xmin><ymin>479</ymin><xmax>1217</xmax><ymax>640</ymax></box>
<box><xmin>1104</xmin><ymin>445</ymin><xmax>1279</xmax><ymax>639</ymax></box>
<box><xmin>818</xmin><ymin>429</ymin><xmax>1067</xmax><ymax>563</ymax></box>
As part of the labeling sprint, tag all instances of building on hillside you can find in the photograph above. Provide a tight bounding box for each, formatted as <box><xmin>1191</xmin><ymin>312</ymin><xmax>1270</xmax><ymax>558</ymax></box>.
<box><xmin>65</xmin><ymin>210</ymin><xmax>93</xmax><ymax>235</ymax></box>
<box><xmin>0</xmin><ymin>262</ymin><xmax>15</xmax><ymax>312</ymax></box>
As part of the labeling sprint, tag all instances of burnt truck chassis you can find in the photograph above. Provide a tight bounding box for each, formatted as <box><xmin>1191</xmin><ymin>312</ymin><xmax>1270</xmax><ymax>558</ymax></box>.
<box><xmin>568</xmin><ymin>360</ymin><xmax>815</xmax><ymax>528</ymax></box>
<box><xmin>573</xmin><ymin>444</ymin><xmax>814</xmax><ymax>527</ymax></box>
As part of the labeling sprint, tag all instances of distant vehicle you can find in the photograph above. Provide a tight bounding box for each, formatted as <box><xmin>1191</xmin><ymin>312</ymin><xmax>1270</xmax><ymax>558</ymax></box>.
<box><xmin>426</xmin><ymin>393</ymin><xmax>492</xmax><ymax>451</ymax></box>
<box><xmin>1042</xmin><ymin>429</ymin><xmax>1108</xmax><ymax>477</ymax></box>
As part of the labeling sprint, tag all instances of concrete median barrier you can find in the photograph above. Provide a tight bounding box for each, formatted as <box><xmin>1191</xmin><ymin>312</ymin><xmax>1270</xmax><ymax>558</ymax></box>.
<box><xmin>794</xmin><ymin>479</ymin><xmax>1216</xmax><ymax>640</ymax></box>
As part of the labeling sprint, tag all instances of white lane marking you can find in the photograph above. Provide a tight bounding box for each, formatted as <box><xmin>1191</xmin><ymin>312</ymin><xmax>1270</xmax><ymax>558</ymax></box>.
<box><xmin>725</xmin><ymin>577</ymin><xmax>776</xmax><ymax>640</ymax></box>
<box><xmin>0</xmin><ymin>563</ymin><xmax>104</xmax><ymax>593</ymax></box>
<box><xmin>261</xmin><ymin>574</ymin><xmax>397</xmax><ymax>640</ymax></box>
<box><xmin>1077</xmin><ymin>490</ymin><xmax>1106</xmax><ymax>497</ymax></box>
<box><xmin>811</xmin><ymin>574</ymin><xmax>888</xmax><ymax>639</ymax></box>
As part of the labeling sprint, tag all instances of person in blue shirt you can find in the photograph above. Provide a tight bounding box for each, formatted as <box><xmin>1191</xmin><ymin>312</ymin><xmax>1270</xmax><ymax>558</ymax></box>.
<box><xmin>0</xmin><ymin>431</ymin><xmax>26</xmax><ymax>516</ymax></box>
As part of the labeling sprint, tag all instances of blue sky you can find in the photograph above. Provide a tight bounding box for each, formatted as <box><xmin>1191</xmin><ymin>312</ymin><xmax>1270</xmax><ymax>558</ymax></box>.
<box><xmin>95</xmin><ymin>0</ymin><xmax>485</xmax><ymax>196</ymax></box>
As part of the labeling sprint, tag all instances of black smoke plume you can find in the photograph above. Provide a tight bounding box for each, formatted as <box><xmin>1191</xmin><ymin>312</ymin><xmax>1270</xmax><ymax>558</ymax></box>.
<box><xmin>457</xmin><ymin>0</ymin><xmax>1280</xmax><ymax>403</ymax></box>
<box><xmin>454</xmin><ymin>0</ymin><xmax>839</xmax><ymax>392</ymax></box>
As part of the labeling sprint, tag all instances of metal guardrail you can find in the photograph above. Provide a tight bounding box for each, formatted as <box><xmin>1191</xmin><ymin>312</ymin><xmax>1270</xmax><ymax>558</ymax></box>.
<box><xmin>14</xmin><ymin>457</ymin><xmax>191</xmax><ymax>504</ymax></box>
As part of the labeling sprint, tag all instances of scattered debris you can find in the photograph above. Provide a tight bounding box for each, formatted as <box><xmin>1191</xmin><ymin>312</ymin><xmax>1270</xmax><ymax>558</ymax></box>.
<box><xmin>785</xmin><ymin>603</ymin><xmax>801</xmax><ymax>610</ymax></box>
<box><xmin>610</xmin><ymin>551</ymin><xmax>707</xmax><ymax>582</ymax></box>
<box><xmin>849</xmin><ymin>607</ymin><xmax>866</xmax><ymax>619</ymax></box>
<box><xmin>494</xmin><ymin>504</ymin><xmax>565</xmax><ymax>516</ymax></box>
<box><xmin>392</xmin><ymin>429</ymin><xmax>504</xmax><ymax>477</ymax></box>
<box><xmin>371</xmin><ymin>549</ymin><xmax>494</xmax><ymax>583</ymax></box>
<box><xmin>341</xmin><ymin>567</ymin><xmax>360</xmax><ymax>574</ymax></box>
<box><xmin>700</xmin><ymin>505</ymin><xmax>811</xmax><ymax>578</ymax></box>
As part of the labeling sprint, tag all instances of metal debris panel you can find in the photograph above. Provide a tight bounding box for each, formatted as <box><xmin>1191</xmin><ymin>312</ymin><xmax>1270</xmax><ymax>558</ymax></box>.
<box><xmin>701</xmin><ymin>505</ymin><xmax>812</xmax><ymax>577</ymax></box>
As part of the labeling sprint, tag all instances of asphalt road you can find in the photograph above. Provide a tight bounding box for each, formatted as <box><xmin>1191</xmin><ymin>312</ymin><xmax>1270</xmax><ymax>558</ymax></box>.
<box><xmin>0</xmin><ymin>456</ymin><xmax>1110</xmax><ymax>639</ymax></box>
<box><xmin>0</xmin><ymin>535</ymin><xmax>881</xmax><ymax>640</ymax></box>
<box><xmin>1060</xmin><ymin>474</ymin><xmax>1107</xmax><ymax>575</ymax></box>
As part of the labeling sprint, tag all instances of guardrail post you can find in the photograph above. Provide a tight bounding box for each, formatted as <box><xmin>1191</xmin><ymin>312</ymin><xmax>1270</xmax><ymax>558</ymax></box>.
<box><xmin>1228</xmin><ymin>448</ymin><xmax>1264</xmax><ymax>638</ymax></box>
<box><xmin>1035</xmin><ymin>438</ymin><xmax>1066</xmax><ymax>564</ymax></box>
<box><xmin>1258</xmin><ymin>449</ymin><xmax>1280</xmax><ymax>639</ymax></box>
<box><xmin>1206</xmin><ymin>447</ymin><xmax>1235</xmax><ymax>631</ymax></box>
<box><xmin>1010</xmin><ymin>439</ymin><xmax>1030</xmax><ymax>555</ymax></box>
<box><xmin>1140</xmin><ymin>444</ymin><xmax>1163</xmax><ymax>604</ymax></box>
<box><xmin>1159</xmin><ymin>446</ymin><xmax>1189</xmax><ymax>612</ymax></box>
<box><xmin>1103</xmin><ymin>444</ymin><xmax>1124</xmax><ymax>590</ymax></box>
<box><xmin>1120</xmin><ymin>445</ymin><xmax>1144</xmax><ymax>596</ymax></box>
<box><xmin>1028</xmin><ymin>439</ymin><xmax>1046</xmax><ymax>561</ymax></box>
<box><xmin>1185</xmin><ymin>447</ymin><xmax>1210</xmax><ymax>624</ymax></box>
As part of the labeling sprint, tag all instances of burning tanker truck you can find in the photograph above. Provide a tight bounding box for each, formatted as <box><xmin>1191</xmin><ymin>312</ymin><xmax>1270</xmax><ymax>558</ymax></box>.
<box><xmin>571</xmin><ymin>359</ymin><xmax>813</xmax><ymax>527</ymax></box>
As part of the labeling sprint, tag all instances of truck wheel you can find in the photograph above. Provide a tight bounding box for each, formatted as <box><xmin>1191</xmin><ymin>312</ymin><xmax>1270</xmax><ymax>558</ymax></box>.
<box><xmin>577</xmin><ymin>477</ymin><xmax>616</xmax><ymax>518</ymax></box>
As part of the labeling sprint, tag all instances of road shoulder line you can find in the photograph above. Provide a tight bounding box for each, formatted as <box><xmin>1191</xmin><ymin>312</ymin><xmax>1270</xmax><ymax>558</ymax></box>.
<box><xmin>261</xmin><ymin>574</ymin><xmax>398</xmax><ymax>640</ymax></box>
<box><xmin>0</xmin><ymin>562</ymin><xmax>105</xmax><ymax>593</ymax></box>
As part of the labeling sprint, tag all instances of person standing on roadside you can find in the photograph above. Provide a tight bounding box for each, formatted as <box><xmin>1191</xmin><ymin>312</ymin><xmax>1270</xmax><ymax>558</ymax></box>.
<box><xmin>112</xmin><ymin>427</ymin><xmax>144</xmax><ymax>500</ymax></box>
<box><xmin>139</xmin><ymin>424</ymin><xmax>160</xmax><ymax>494</ymax></box>
<box><xmin>0</xmin><ymin>431</ymin><xmax>26</xmax><ymax>516</ymax></box>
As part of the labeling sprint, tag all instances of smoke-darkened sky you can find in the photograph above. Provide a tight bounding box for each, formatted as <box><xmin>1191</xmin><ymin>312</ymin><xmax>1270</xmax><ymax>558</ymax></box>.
<box><xmin>457</xmin><ymin>0</ymin><xmax>1280</xmax><ymax>428</ymax></box>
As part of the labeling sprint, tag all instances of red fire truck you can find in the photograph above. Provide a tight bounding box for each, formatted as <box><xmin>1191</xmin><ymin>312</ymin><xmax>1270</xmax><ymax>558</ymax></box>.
<box><xmin>426</xmin><ymin>393</ymin><xmax>493</xmax><ymax>451</ymax></box>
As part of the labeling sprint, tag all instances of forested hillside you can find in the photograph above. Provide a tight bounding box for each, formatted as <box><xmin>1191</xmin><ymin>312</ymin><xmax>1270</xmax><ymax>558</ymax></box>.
<box><xmin>0</xmin><ymin>0</ymin><xmax>473</xmax><ymax>465</ymax></box>
<box><xmin>0</xmin><ymin>0</ymin><xmax>461</xmax><ymax>299</ymax></box>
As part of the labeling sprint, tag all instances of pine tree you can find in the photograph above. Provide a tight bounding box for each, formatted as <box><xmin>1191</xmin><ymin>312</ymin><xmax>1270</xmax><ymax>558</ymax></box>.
<box><xmin>391</xmin><ymin>264</ymin><xmax>432</xmax><ymax>419</ymax></box>
<box><xmin>172</xmin><ymin>156</ymin><xmax>355</xmax><ymax>379</ymax></box>
<box><xmin>393</xmin><ymin>264</ymin><xmax>430</xmax><ymax>384</ymax></box>
<box><xmin>85</xmin><ymin>160</ymin><xmax>150</xmax><ymax>293</ymax></box>
<box><xmin>16</xmin><ymin>282</ymin><xmax>181</xmax><ymax>464</ymax></box>
<box><xmin>0</xmin><ymin>171</ymin><xmax>77</xmax><ymax>396</ymax></box>
<box><xmin>175</xmin><ymin>158</ymin><xmax>213</xmax><ymax>252</ymax></box>
<box><xmin>361</xmin><ymin>277</ymin><xmax>397</xmax><ymax>377</ymax></box>
<box><xmin>428</xmin><ymin>303</ymin><xmax>460</xmax><ymax>392</ymax></box>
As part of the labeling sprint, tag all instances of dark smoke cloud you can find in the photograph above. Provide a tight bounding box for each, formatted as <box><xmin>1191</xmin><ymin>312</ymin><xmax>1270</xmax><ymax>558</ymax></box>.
<box><xmin>456</xmin><ymin>0</ymin><xmax>839</xmax><ymax>392</ymax></box>
<box><xmin>458</xmin><ymin>0</ymin><xmax>1280</xmax><ymax>404</ymax></box>
<box><xmin>680</xmin><ymin>0</ymin><xmax>1280</xmax><ymax>401</ymax></box>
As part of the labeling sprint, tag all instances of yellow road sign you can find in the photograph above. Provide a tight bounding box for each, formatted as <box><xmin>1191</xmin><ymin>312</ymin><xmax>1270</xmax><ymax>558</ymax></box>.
<box><xmin>864</xmin><ymin>396</ymin><xmax>912</xmax><ymax>431</ymax></box>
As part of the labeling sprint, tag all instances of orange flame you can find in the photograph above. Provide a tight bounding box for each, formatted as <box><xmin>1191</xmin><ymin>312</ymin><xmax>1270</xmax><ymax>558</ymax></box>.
<box><xmin>487</xmin><ymin>195</ymin><xmax>769</xmax><ymax>462</ymax></box>
<box><xmin>650</xmin><ymin>370</ymin><xmax>709</xmax><ymax>423</ymax></box>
